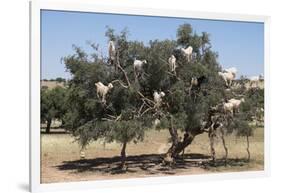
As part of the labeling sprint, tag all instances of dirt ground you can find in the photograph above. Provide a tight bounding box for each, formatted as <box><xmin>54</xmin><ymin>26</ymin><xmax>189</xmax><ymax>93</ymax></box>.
<box><xmin>41</xmin><ymin>127</ymin><xmax>264</xmax><ymax>184</ymax></box>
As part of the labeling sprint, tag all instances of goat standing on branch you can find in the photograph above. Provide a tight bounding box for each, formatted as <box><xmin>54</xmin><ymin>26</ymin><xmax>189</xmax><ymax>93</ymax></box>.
<box><xmin>153</xmin><ymin>91</ymin><xmax>165</xmax><ymax>108</ymax></box>
<box><xmin>95</xmin><ymin>81</ymin><xmax>114</xmax><ymax>104</ymax></box>
<box><xmin>133</xmin><ymin>59</ymin><xmax>147</xmax><ymax>80</ymax></box>
<box><xmin>223</xmin><ymin>101</ymin><xmax>234</xmax><ymax>116</ymax></box>
<box><xmin>218</xmin><ymin>67</ymin><xmax>237</xmax><ymax>87</ymax></box>
<box><xmin>168</xmin><ymin>55</ymin><xmax>177</xmax><ymax>74</ymax></box>
<box><xmin>181</xmin><ymin>46</ymin><xmax>193</xmax><ymax>62</ymax></box>
<box><xmin>228</xmin><ymin>98</ymin><xmax>245</xmax><ymax>113</ymax></box>
<box><xmin>189</xmin><ymin>75</ymin><xmax>207</xmax><ymax>95</ymax></box>
<box><xmin>108</xmin><ymin>41</ymin><xmax>116</xmax><ymax>68</ymax></box>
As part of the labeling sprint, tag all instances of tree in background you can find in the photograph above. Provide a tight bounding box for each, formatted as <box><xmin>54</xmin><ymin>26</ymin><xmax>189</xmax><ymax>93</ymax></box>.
<box><xmin>41</xmin><ymin>86</ymin><xmax>67</xmax><ymax>133</ymax></box>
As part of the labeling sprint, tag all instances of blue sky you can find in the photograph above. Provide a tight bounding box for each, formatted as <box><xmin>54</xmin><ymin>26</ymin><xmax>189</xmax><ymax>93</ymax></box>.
<box><xmin>41</xmin><ymin>10</ymin><xmax>264</xmax><ymax>79</ymax></box>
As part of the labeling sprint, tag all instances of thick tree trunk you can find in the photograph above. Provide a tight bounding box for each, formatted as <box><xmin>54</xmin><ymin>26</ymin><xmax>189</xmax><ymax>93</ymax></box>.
<box><xmin>166</xmin><ymin>108</ymin><xmax>218</xmax><ymax>161</ymax></box>
<box><xmin>46</xmin><ymin>119</ymin><xmax>52</xmax><ymax>133</ymax></box>
<box><xmin>167</xmin><ymin>128</ymin><xmax>203</xmax><ymax>158</ymax></box>
<box><xmin>120</xmin><ymin>142</ymin><xmax>127</xmax><ymax>168</ymax></box>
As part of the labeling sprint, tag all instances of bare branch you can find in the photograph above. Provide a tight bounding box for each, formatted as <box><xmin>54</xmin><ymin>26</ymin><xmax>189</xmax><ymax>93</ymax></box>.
<box><xmin>111</xmin><ymin>79</ymin><xmax>129</xmax><ymax>88</ymax></box>
<box><xmin>101</xmin><ymin>118</ymin><xmax>114</xmax><ymax>122</ymax></box>
<box><xmin>141</xmin><ymin>107</ymin><xmax>155</xmax><ymax>116</ymax></box>
<box><xmin>116</xmin><ymin>51</ymin><xmax>131</xmax><ymax>87</ymax></box>
<box><xmin>137</xmin><ymin>91</ymin><xmax>155</xmax><ymax>106</ymax></box>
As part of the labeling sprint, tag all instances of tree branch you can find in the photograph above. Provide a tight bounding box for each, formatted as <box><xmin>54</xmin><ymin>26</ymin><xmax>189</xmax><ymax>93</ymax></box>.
<box><xmin>116</xmin><ymin>51</ymin><xmax>131</xmax><ymax>87</ymax></box>
<box><xmin>111</xmin><ymin>79</ymin><xmax>129</xmax><ymax>88</ymax></box>
<box><xmin>137</xmin><ymin>91</ymin><xmax>155</xmax><ymax>106</ymax></box>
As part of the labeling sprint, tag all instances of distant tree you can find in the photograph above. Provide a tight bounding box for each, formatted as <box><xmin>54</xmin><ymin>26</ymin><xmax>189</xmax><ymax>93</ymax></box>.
<box><xmin>55</xmin><ymin>77</ymin><xmax>66</xmax><ymax>83</ymax></box>
<box><xmin>41</xmin><ymin>86</ymin><xmax>67</xmax><ymax>133</ymax></box>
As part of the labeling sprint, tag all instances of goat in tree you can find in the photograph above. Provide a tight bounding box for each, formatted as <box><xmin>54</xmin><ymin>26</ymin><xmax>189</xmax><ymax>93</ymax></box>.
<box><xmin>228</xmin><ymin>98</ymin><xmax>245</xmax><ymax>113</ymax></box>
<box><xmin>133</xmin><ymin>59</ymin><xmax>147</xmax><ymax>80</ymax></box>
<box><xmin>108</xmin><ymin>41</ymin><xmax>116</xmax><ymax>68</ymax></box>
<box><xmin>168</xmin><ymin>55</ymin><xmax>177</xmax><ymax>74</ymax></box>
<box><xmin>153</xmin><ymin>91</ymin><xmax>165</xmax><ymax>108</ymax></box>
<box><xmin>181</xmin><ymin>46</ymin><xmax>193</xmax><ymax>62</ymax></box>
<box><xmin>95</xmin><ymin>81</ymin><xmax>114</xmax><ymax>103</ymax></box>
<box><xmin>218</xmin><ymin>67</ymin><xmax>237</xmax><ymax>87</ymax></box>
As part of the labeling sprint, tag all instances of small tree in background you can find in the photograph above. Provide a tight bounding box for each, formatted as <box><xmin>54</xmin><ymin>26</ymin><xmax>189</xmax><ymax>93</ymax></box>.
<box><xmin>41</xmin><ymin>86</ymin><xmax>67</xmax><ymax>133</ymax></box>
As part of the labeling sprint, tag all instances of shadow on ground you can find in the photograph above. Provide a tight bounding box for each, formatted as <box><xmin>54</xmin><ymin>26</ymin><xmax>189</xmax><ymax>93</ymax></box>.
<box><xmin>56</xmin><ymin>153</ymin><xmax>250</xmax><ymax>175</ymax></box>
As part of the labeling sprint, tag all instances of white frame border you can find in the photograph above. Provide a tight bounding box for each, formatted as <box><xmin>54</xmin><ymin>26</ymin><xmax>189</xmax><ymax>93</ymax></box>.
<box><xmin>30</xmin><ymin>1</ymin><xmax>271</xmax><ymax>192</ymax></box>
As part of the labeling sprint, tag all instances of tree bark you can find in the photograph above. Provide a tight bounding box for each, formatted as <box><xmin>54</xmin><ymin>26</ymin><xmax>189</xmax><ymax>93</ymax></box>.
<box><xmin>120</xmin><ymin>142</ymin><xmax>127</xmax><ymax>168</ymax></box>
<box><xmin>166</xmin><ymin>108</ymin><xmax>217</xmax><ymax>160</ymax></box>
<box><xmin>46</xmin><ymin>119</ymin><xmax>52</xmax><ymax>133</ymax></box>
<box><xmin>209</xmin><ymin>130</ymin><xmax>216</xmax><ymax>162</ymax></box>
<box><xmin>246</xmin><ymin>134</ymin><xmax>250</xmax><ymax>162</ymax></box>
<box><xmin>220</xmin><ymin>129</ymin><xmax>228</xmax><ymax>165</ymax></box>
<box><xmin>167</xmin><ymin>127</ymin><xmax>203</xmax><ymax>158</ymax></box>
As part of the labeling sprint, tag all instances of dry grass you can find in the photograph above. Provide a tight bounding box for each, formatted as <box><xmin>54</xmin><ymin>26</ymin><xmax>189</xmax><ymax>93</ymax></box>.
<box><xmin>41</xmin><ymin>80</ymin><xmax>65</xmax><ymax>89</ymax></box>
<box><xmin>41</xmin><ymin>127</ymin><xmax>264</xmax><ymax>183</ymax></box>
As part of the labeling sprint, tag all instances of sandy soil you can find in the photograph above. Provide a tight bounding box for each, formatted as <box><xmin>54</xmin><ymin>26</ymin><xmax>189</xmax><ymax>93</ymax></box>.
<box><xmin>41</xmin><ymin>128</ymin><xmax>264</xmax><ymax>184</ymax></box>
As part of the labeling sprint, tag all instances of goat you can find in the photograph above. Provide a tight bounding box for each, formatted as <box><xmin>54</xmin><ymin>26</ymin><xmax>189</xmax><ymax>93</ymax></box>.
<box><xmin>95</xmin><ymin>81</ymin><xmax>114</xmax><ymax>103</ymax></box>
<box><xmin>223</xmin><ymin>102</ymin><xmax>234</xmax><ymax>115</ymax></box>
<box><xmin>181</xmin><ymin>46</ymin><xmax>193</xmax><ymax>62</ymax></box>
<box><xmin>224</xmin><ymin>67</ymin><xmax>237</xmax><ymax>75</ymax></box>
<box><xmin>153</xmin><ymin>91</ymin><xmax>165</xmax><ymax>108</ymax></box>
<box><xmin>189</xmin><ymin>75</ymin><xmax>208</xmax><ymax>96</ymax></box>
<box><xmin>133</xmin><ymin>59</ymin><xmax>147</xmax><ymax>78</ymax></box>
<box><xmin>108</xmin><ymin>41</ymin><xmax>116</xmax><ymax>65</ymax></box>
<box><xmin>228</xmin><ymin>98</ymin><xmax>245</xmax><ymax>113</ymax></box>
<box><xmin>191</xmin><ymin>76</ymin><xmax>207</xmax><ymax>88</ymax></box>
<box><xmin>218</xmin><ymin>67</ymin><xmax>237</xmax><ymax>87</ymax></box>
<box><xmin>168</xmin><ymin>55</ymin><xmax>177</xmax><ymax>73</ymax></box>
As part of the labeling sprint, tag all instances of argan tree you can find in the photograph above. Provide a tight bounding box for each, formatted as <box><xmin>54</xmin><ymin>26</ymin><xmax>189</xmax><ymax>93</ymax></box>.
<box><xmin>63</xmin><ymin>23</ymin><xmax>262</xmax><ymax>168</ymax></box>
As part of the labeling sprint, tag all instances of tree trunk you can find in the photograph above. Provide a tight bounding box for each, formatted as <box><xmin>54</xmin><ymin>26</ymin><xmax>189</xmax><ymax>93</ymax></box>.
<box><xmin>46</xmin><ymin>119</ymin><xmax>52</xmax><ymax>133</ymax></box>
<box><xmin>166</xmin><ymin>108</ymin><xmax>217</xmax><ymax>160</ymax></box>
<box><xmin>120</xmin><ymin>142</ymin><xmax>127</xmax><ymax>169</ymax></box>
<box><xmin>220</xmin><ymin>127</ymin><xmax>228</xmax><ymax>165</ymax></box>
<box><xmin>209</xmin><ymin>131</ymin><xmax>216</xmax><ymax>162</ymax></box>
<box><xmin>167</xmin><ymin>128</ymin><xmax>202</xmax><ymax>158</ymax></box>
<box><xmin>246</xmin><ymin>134</ymin><xmax>250</xmax><ymax>162</ymax></box>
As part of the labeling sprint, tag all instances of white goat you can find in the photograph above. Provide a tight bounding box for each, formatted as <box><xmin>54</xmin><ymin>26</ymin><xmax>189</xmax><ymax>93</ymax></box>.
<box><xmin>225</xmin><ymin>67</ymin><xmax>237</xmax><ymax>75</ymax></box>
<box><xmin>153</xmin><ymin>91</ymin><xmax>165</xmax><ymax>108</ymax></box>
<box><xmin>108</xmin><ymin>41</ymin><xmax>116</xmax><ymax>64</ymax></box>
<box><xmin>181</xmin><ymin>46</ymin><xmax>193</xmax><ymax>62</ymax></box>
<box><xmin>218</xmin><ymin>67</ymin><xmax>237</xmax><ymax>87</ymax></box>
<box><xmin>228</xmin><ymin>98</ymin><xmax>245</xmax><ymax>113</ymax></box>
<box><xmin>168</xmin><ymin>55</ymin><xmax>177</xmax><ymax>73</ymax></box>
<box><xmin>223</xmin><ymin>102</ymin><xmax>234</xmax><ymax>115</ymax></box>
<box><xmin>133</xmin><ymin>59</ymin><xmax>147</xmax><ymax>77</ymax></box>
<box><xmin>95</xmin><ymin>81</ymin><xmax>114</xmax><ymax>103</ymax></box>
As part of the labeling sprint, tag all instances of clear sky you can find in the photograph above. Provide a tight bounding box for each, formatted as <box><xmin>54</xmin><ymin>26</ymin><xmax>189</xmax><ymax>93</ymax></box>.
<box><xmin>41</xmin><ymin>10</ymin><xmax>264</xmax><ymax>79</ymax></box>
